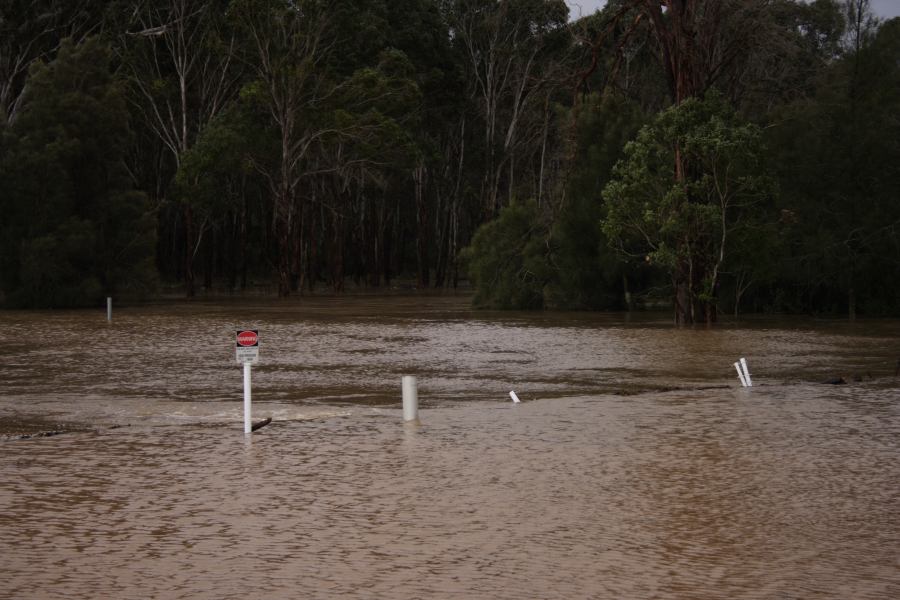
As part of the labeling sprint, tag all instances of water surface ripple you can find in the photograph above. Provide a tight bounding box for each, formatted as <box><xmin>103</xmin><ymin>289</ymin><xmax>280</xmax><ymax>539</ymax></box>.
<box><xmin>1</xmin><ymin>296</ymin><xmax>898</xmax><ymax>599</ymax></box>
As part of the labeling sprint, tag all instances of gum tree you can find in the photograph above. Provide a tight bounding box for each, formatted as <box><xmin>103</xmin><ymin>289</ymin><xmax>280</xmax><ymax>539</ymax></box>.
<box><xmin>602</xmin><ymin>93</ymin><xmax>775</xmax><ymax>323</ymax></box>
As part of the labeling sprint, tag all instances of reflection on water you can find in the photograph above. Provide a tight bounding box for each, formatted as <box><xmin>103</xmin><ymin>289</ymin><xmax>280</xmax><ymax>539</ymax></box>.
<box><xmin>1</xmin><ymin>296</ymin><xmax>899</xmax><ymax>599</ymax></box>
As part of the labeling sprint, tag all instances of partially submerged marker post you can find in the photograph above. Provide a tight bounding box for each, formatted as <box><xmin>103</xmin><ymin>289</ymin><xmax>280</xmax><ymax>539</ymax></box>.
<box><xmin>236</xmin><ymin>330</ymin><xmax>260</xmax><ymax>434</ymax></box>
<box><xmin>740</xmin><ymin>357</ymin><xmax>753</xmax><ymax>387</ymax></box>
<box><xmin>402</xmin><ymin>375</ymin><xmax>419</xmax><ymax>423</ymax></box>
<box><xmin>509</xmin><ymin>391</ymin><xmax>521</xmax><ymax>403</ymax></box>
<box><xmin>107</xmin><ymin>297</ymin><xmax>112</xmax><ymax>322</ymax></box>
<box><xmin>734</xmin><ymin>362</ymin><xmax>748</xmax><ymax>387</ymax></box>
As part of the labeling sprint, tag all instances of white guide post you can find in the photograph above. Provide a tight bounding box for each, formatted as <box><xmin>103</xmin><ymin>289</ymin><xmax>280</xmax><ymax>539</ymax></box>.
<box><xmin>734</xmin><ymin>362</ymin><xmax>748</xmax><ymax>387</ymax></box>
<box><xmin>509</xmin><ymin>391</ymin><xmax>521</xmax><ymax>403</ymax></box>
<box><xmin>740</xmin><ymin>357</ymin><xmax>752</xmax><ymax>387</ymax></box>
<box><xmin>243</xmin><ymin>362</ymin><xmax>252</xmax><ymax>434</ymax></box>
<box><xmin>402</xmin><ymin>376</ymin><xmax>418</xmax><ymax>422</ymax></box>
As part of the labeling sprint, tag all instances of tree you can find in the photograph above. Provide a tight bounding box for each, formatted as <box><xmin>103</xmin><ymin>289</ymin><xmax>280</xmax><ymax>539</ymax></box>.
<box><xmin>548</xmin><ymin>93</ymin><xmax>648</xmax><ymax>309</ymax></box>
<box><xmin>602</xmin><ymin>92</ymin><xmax>775</xmax><ymax>323</ymax></box>
<box><xmin>227</xmin><ymin>0</ymin><xmax>339</xmax><ymax>297</ymax></box>
<box><xmin>766</xmin><ymin>11</ymin><xmax>900</xmax><ymax>315</ymax></box>
<box><xmin>444</xmin><ymin>0</ymin><xmax>571</xmax><ymax>217</ymax></box>
<box><xmin>174</xmin><ymin>106</ymin><xmax>267</xmax><ymax>292</ymax></box>
<box><xmin>118</xmin><ymin>0</ymin><xmax>241</xmax><ymax>296</ymax></box>
<box><xmin>0</xmin><ymin>0</ymin><xmax>102</xmax><ymax>126</ymax></box>
<box><xmin>463</xmin><ymin>199</ymin><xmax>550</xmax><ymax>308</ymax></box>
<box><xmin>0</xmin><ymin>38</ymin><xmax>156</xmax><ymax>307</ymax></box>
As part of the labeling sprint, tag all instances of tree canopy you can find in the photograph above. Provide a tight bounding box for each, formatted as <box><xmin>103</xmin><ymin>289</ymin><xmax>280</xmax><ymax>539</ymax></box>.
<box><xmin>0</xmin><ymin>0</ymin><xmax>897</xmax><ymax>320</ymax></box>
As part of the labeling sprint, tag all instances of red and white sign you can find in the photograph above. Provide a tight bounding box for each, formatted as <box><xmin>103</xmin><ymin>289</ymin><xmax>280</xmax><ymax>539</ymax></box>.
<box><xmin>236</xmin><ymin>329</ymin><xmax>259</xmax><ymax>364</ymax></box>
<box><xmin>236</xmin><ymin>330</ymin><xmax>259</xmax><ymax>347</ymax></box>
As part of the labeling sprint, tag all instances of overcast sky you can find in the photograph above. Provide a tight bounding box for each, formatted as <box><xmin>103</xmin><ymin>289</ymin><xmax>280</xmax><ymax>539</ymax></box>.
<box><xmin>565</xmin><ymin>1</ymin><xmax>900</xmax><ymax>22</ymax></box>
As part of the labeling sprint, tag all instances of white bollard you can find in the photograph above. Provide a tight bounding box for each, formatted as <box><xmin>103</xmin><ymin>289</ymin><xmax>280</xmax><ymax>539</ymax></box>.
<box><xmin>243</xmin><ymin>362</ymin><xmax>252</xmax><ymax>434</ymax></box>
<box><xmin>402</xmin><ymin>375</ymin><xmax>419</xmax><ymax>422</ymax></box>
<box><xmin>740</xmin><ymin>357</ymin><xmax>752</xmax><ymax>387</ymax></box>
<box><xmin>734</xmin><ymin>362</ymin><xmax>748</xmax><ymax>387</ymax></box>
<box><xmin>107</xmin><ymin>297</ymin><xmax>112</xmax><ymax>322</ymax></box>
<box><xmin>509</xmin><ymin>391</ymin><xmax>521</xmax><ymax>403</ymax></box>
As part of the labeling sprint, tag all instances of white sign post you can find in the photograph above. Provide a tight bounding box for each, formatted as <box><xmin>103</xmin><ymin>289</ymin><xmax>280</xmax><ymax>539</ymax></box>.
<box><xmin>236</xmin><ymin>330</ymin><xmax>259</xmax><ymax>433</ymax></box>
<box><xmin>243</xmin><ymin>362</ymin><xmax>252</xmax><ymax>433</ymax></box>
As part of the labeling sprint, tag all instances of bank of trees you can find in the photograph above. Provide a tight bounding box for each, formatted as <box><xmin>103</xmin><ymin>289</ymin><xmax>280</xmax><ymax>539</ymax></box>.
<box><xmin>0</xmin><ymin>0</ymin><xmax>897</xmax><ymax>320</ymax></box>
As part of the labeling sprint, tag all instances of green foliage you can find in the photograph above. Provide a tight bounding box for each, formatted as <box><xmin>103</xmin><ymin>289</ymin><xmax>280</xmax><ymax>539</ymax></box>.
<box><xmin>14</xmin><ymin>219</ymin><xmax>103</xmax><ymax>308</ymax></box>
<box><xmin>334</xmin><ymin>49</ymin><xmax>423</xmax><ymax>168</ymax></box>
<box><xmin>764</xmin><ymin>17</ymin><xmax>900</xmax><ymax>315</ymax></box>
<box><xmin>546</xmin><ymin>94</ymin><xmax>649</xmax><ymax>309</ymax></box>
<box><xmin>463</xmin><ymin>200</ymin><xmax>550</xmax><ymax>309</ymax></box>
<box><xmin>0</xmin><ymin>1</ymin><xmax>897</xmax><ymax>316</ymax></box>
<box><xmin>602</xmin><ymin>92</ymin><xmax>775</xmax><ymax>319</ymax></box>
<box><xmin>0</xmin><ymin>38</ymin><xmax>157</xmax><ymax>307</ymax></box>
<box><xmin>175</xmin><ymin>108</ymin><xmax>250</xmax><ymax>213</ymax></box>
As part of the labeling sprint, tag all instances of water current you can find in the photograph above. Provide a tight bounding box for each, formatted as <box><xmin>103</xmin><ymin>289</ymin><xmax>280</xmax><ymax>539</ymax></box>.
<box><xmin>1</xmin><ymin>295</ymin><xmax>898</xmax><ymax>599</ymax></box>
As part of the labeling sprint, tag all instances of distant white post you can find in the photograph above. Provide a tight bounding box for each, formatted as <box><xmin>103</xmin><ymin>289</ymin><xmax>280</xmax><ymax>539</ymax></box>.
<box><xmin>107</xmin><ymin>297</ymin><xmax>112</xmax><ymax>322</ymax></box>
<box><xmin>734</xmin><ymin>362</ymin><xmax>748</xmax><ymax>387</ymax></box>
<box><xmin>243</xmin><ymin>362</ymin><xmax>252</xmax><ymax>434</ymax></box>
<box><xmin>402</xmin><ymin>376</ymin><xmax>419</xmax><ymax>422</ymax></box>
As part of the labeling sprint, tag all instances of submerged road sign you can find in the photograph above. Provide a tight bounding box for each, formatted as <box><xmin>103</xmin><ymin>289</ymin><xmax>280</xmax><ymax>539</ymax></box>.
<box><xmin>236</xmin><ymin>329</ymin><xmax>259</xmax><ymax>364</ymax></box>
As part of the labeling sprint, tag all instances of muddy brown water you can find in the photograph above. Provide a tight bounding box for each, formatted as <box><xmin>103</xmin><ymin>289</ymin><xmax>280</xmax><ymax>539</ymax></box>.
<box><xmin>1</xmin><ymin>296</ymin><xmax>898</xmax><ymax>599</ymax></box>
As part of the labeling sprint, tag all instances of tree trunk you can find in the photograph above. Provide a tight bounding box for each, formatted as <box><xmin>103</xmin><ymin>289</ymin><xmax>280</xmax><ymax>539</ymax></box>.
<box><xmin>275</xmin><ymin>191</ymin><xmax>293</xmax><ymax>298</ymax></box>
<box><xmin>184</xmin><ymin>205</ymin><xmax>195</xmax><ymax>298</ymax></box>
<box><xmin>414</xmin><ymin>164</ymin><xmax>429</xmax><ymax>288</ymax></box>
<box><xmin>623</xmin><ymin>273</ymin><xmax>633</xmax><ymax>311</ymax></box>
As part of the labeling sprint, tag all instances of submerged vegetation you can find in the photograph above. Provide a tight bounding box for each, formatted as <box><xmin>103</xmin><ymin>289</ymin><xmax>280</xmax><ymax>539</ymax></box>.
<box><xmin>0</xmin><ymin>0</ymin><xmax>898</xmax><ymax>321</ymax></box>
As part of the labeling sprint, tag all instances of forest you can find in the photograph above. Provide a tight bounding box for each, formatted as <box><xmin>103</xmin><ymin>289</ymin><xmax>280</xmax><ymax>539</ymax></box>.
<box><xmin>0</xmin><ymin>0</ymin><xmax>898</xmax><ymax>323</ymax></box>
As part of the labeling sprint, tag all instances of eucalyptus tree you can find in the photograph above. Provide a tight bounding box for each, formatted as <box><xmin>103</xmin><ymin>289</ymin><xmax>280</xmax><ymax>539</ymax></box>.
<box><xmin>317</xmin><ymin>48</ymin><xmax>422</xmax><ymax>291</ymax></box>
<box><xmin>602</xmin><ymin>93</ymin><xmax>775</xmax><ymax>323</ymax></box>
<box><xmin>442</xmin><ymin>0</ymin><xmax>572</xmax><ymax>218</ymax></box>
<box><xmin>227</xmin><ymin>0</ymin><xmax>338</xmax><ymax>296</ymax></box>
<box><xmin>729</xmin><ymin>0</ymin><xmax>847</xmax><ymax>117</ymax></box>
<box><xmin>377</xmin><ymin>0</ymin><xmax>463</xmax><ymax>288</ymax></box>
<box><xmin>576</xmin><ymin>1</ymin><xmax>790</xmax><ymax>322</ymax></box>
<box><xmin>173</xmin><ymin>106</ymin><xmax>268</xmax><ymax>292</ymax></box>
<box><xmin>118</xmin><ymin>0</ymin><xmax>241</xmax><ymax>295</ymax></box>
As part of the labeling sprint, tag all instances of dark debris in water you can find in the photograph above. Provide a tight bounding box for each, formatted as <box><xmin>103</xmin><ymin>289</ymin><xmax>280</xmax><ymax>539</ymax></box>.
<box><xmin>10</xmin><ymin>429</ymin><xmax>70</xmax><ymax>440</ymax></box>
<box><xmin>0</xmin><ymin>417</ymin><xmax>133</xmax><ymax>442</ymax></box>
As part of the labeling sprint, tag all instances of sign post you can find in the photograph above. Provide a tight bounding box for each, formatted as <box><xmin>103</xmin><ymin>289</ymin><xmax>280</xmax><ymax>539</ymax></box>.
<box><xmin>243</xmin><ymin>362</ymin><xmax>252</xmax><ymax>433</ymax></box>
<box><xmin>236</xmin><ymin>330</ymin><xmax>259</xmax><ymax>433</ymax></box>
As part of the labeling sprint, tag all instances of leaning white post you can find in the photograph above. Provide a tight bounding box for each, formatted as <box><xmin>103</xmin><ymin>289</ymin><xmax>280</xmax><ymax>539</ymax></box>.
<box><xmin>243</xmin><ymin>362</ymin><xmax>252</xmax><ymax>434</ymax></box>
<box><xmin>740</xmin><ymin>357</ymin><xmax>752</xmax><ymax>387</ymax></box>
<box><xmin>734</xmin><ymin>362</ymin><xmax>748</xmax><ymax>387</ymax></box>
<box><xmin>402</xmin><ymin>375</ymin><xmax>418</xmax><ymax>422</ymax></box>
<box><xmin>107</xmin><ymin>297</ymin><xmax>112</xmax><ymax>322</ymax></box>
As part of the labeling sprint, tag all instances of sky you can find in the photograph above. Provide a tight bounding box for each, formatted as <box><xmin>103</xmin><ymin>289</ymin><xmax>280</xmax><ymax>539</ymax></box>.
<box><xmin>564</xmin><ymin>0</ymin><xmax>900</xmax><ymax>22</ymax></box>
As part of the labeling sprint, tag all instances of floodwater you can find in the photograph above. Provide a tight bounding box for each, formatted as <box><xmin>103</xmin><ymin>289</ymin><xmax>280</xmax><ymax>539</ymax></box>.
<box><xmin>1</xmin><ymin>295</ymin><xmax>898</xmax><ymax>599</ymax></box>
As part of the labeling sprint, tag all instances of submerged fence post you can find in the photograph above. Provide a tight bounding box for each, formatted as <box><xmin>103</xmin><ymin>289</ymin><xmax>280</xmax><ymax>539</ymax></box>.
<box><xmin>107</xmin><ymin>297</ymin><xmax>112</xmax><ymax>322</ymax></box>
<box><xmin>402</xmin><ymin>375</ymin><xmax>419</xmax><ymax>423</ymax></box>
<box><xmin>243</xmin><ymin>362</ymin><xmax>252</xmax><ymax>434</ymax></box>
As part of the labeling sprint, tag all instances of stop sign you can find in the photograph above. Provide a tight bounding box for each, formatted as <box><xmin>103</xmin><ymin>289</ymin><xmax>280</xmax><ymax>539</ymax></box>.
<box><xmin>236</xmin><ymin>330</ymin><xmax>258</xmax><ymax>347</ymax></box>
